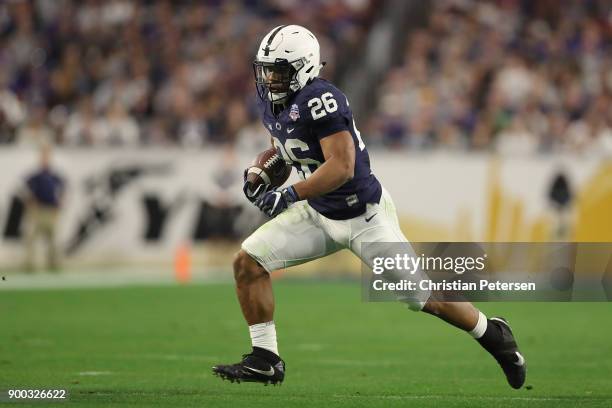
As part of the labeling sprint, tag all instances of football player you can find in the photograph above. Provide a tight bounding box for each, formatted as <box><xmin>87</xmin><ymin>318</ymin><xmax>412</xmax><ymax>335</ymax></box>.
<box><xmin>213</xmin><ymin>25</ymin><xmax>526</xmax><ymax>388</ymax></box>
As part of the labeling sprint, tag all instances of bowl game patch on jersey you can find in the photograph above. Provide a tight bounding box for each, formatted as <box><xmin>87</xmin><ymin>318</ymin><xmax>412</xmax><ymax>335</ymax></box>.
<box><xmin>289</xmin><ymin>104</ymin><xmax>300</xmax><ymax>121</ymax></box>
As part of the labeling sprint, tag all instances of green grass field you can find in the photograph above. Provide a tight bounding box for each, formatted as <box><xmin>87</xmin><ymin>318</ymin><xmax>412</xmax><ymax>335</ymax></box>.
<box><xmin>1</xmin><ymin>282</ymin><xmax>611</xmax><ymax>407</ymax></box>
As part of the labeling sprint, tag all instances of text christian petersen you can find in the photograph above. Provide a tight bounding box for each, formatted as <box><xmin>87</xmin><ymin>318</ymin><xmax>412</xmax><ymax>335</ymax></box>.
<box><xmin>370</xmin><ymin>254</ymin><xmax>537</xmax><ymax>292</ymax></box>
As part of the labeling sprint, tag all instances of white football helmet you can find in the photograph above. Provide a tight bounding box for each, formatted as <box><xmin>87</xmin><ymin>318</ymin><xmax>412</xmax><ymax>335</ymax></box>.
<box><xmin>253</xmin><ymin>25</ymin><xmax>324</xmax><ymax>104</ymax></box>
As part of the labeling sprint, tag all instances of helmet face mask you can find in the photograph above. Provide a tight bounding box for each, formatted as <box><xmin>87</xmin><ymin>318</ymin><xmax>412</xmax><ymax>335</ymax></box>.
<box><xmin>253</xmin><ymin>58</ymin><xmax>303</xmax><ymax>104</ymax></box>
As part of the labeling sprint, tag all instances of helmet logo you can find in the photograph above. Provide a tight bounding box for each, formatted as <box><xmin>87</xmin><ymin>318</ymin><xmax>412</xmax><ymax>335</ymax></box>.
<box><xmin>289</xmin><ymin>104</ymin><xmax>300</xmax><ymax>121</ymax></box>
<box><xmin>263</xmin><ymin>25</ymin><xmax>287</xmax><ymax>56</ymax></box>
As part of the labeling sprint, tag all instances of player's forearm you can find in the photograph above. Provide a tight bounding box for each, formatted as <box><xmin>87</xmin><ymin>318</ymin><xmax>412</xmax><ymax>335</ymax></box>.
<box><xmin>292</xmin><ymin>156</ymin><xmax>353</xmax><ymax>200</ymax></box>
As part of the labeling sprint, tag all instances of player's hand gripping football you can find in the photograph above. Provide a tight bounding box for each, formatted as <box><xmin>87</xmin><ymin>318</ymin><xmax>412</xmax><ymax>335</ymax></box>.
<box><xmin>243</xmin><ymin>148</ymin><xmax>292</xmax><ymax>204</ymax></box>
<box><xmin>256</xmin><ymin>186</ymin><xmax>300</xmax><ymax>217</ymax></box>
<box><xmin>243</xmin><ymin>168</ymin><xmax>271</xmax><ymax>203</ymax></box>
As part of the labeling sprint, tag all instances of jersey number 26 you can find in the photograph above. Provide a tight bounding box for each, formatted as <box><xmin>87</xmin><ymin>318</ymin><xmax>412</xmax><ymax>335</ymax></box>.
<box><xmin>307</xmin><ymin>93</ymin><xmax>365</xmax><ymax>151</ymax></box>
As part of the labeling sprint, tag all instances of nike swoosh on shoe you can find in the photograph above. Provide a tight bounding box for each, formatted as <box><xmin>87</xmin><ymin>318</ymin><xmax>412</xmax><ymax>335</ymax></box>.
<box><xmin>244</xmin><ymin>366</ymin><xmax>275</xmax><ymax>376</ymax></box>
<box><xmin>514</xmin><ymin>352</ymin><xmax>525</xmax><ymax>367</ymax></box>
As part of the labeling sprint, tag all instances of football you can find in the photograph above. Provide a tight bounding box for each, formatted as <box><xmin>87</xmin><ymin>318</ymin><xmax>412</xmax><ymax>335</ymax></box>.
<box><xmin>245</xmin><ymin>148</ymin><xmax>292</xmax><ymax>197</ymax></box>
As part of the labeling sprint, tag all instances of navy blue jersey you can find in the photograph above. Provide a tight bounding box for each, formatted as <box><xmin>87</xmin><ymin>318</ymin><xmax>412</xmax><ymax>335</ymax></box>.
<box><xmin>256</xmin><ymin>78</ymin><xmax>382</xmax><ymax>220</ymax></box>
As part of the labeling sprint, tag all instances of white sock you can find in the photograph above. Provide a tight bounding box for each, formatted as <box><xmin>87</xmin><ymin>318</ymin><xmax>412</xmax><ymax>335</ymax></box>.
<box><xmin>469</xmin><ymin>311</ymin><xmax>487</xmax><ymax>339</ymax></box>
<box><xmin>249</xmin><ymin>321</ymin><xmax>278</xmax><ymax>355</ymax></box>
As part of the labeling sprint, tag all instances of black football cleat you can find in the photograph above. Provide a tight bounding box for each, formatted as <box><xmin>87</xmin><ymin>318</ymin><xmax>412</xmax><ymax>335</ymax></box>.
<box><xmin>487</xmin><ymin>317</ymin><xmax>527</xmax><ymax>389</ymax></box>
<box><xmin>212</xmin><ymin>347</ymin><xmax>285</xmax><ymax>385</ymax></box>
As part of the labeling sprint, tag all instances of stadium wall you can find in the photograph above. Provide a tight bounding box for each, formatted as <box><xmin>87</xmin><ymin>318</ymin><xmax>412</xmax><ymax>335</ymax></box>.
<box><xmin>0</xmin><ymin>148</ymin><xmax>611</xmax><ymax>276</ymax></box>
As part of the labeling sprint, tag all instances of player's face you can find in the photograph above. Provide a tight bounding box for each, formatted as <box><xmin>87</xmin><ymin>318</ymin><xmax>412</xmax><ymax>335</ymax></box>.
<box><xmin>254</xmin><ymin>60</ymin><xmax>296</xmax><ymax>102</ymax></box>
<box><xmin>265</xmin><ymin>69</ymin><xmax>287</xmax><ymax>93</ymax></box>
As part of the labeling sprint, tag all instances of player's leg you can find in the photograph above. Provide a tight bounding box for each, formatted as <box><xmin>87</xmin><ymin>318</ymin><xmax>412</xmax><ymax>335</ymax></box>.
<box><xmin>236</xmin><ymin>202</ymin><xmax>340</xmax><ymax>330</ymax></box>
<box><xmin>42</xmin><ymin>209</ymin><xmax>60</xmax><ymax>271</ymax></box>
<box><xmin>213</xmin><ymin>202</ymin><xmax>341</xmax><ymax>384</ymax></box>
<box><xmin>422</xmin><ymin>295</ymin><xmax>526</xmax><ymax>388</ymax></box>
<box><xmin>23</xmin><ymin>208</ymin><xmax>40</xmax><ymax>272</ymax></box>
<box><xmin>233</xmin><ymin>250</ymin><xmax>273</xmax><ymax>326</ymax></box>
<box><xmin>421</xmin><ymin>296</ymin><xmax>479</xmax><ymax>329</ymax></box>
<box><xmin>348</xmin><ymin>188</ymin><xmax>526</xmax><ymax>389</ymax></box>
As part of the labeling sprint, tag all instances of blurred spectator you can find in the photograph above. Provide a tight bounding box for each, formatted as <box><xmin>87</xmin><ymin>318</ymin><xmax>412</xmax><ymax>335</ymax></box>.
<box><xmin>62</xmin><ymin>97</ymin><xmax>97</xmax><ymax>145</ymax></box>
<box><xmin>16</xmin><ymin>105</ymin><xmax>54</xmax><ymax>147</ymax></box>
<box><xmin>23</xmin><ymin>146</ymin><xmax>65</xmax><ymax>272</ymax></box>
<box><xmin>495</xmin><ymin>117</ymin><xmax>538</xmax><ymax>156</ymax></box>
<box><xmin>0</xmin><ymin>76</ymin><xmax>26</xmax><ymax>143</ymax></box>
<box><xmin>95</xmin><ymin>100</ymin><xmax>140</xmax><ymax>146</ymax></box>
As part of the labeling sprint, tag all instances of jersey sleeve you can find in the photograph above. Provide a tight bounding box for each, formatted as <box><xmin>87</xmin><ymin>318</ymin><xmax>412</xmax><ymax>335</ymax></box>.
<box><xmin>301</xmin><ymin>83</ymin><xmax>352</xmax><ymax>141</ymax></box>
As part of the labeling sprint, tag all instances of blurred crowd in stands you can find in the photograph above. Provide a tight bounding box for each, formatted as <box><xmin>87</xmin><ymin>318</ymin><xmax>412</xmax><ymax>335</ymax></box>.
<box><xmin>369</xmin><ymin>0</ymin><xmax>612</xmax><ymax>154</ymax></box>
<box><xmin>0</xmin><ymin>0</ymin><xmax>375</xmax><ymax>149</ymax></box>
<box><xmin>0</xmin><ymin>0</ymin><xmax>610</xmax><ymax>155</ymax></box>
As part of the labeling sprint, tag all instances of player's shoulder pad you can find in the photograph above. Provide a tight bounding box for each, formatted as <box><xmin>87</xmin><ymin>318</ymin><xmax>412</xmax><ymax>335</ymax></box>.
<box><xmin>293</xmin><ymin>78</ymin><xmax>350</xmax><ymax>123</ymax></box>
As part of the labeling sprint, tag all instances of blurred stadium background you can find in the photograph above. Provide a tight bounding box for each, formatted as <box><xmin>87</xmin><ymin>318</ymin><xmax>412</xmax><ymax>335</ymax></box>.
<box><xmin>1</xmin><ymin>1</ymin><xmax>612</xmax><ymax>406</ymax></box>
<box><xmin>1</xmin><ymin>0</ymin><xmax>611</xmax><ymax>281</ymax></box>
